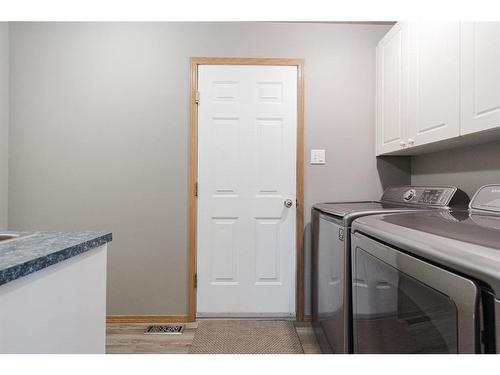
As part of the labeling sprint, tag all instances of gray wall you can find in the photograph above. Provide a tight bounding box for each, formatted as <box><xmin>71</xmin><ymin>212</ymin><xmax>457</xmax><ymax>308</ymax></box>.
<box><xmin>0</xmin><ymin>23</ymin><xmax>8</xmax><ymax>230</ymax></box>
<box><xmin>8</xmin><ymin>22</ymin><xmax>406</xmax><ymax>316</ymax></box>
<box><xmin>411</xmin><ymin>140</ymin><xmax>500</xmax><ymax>199</ymax></box>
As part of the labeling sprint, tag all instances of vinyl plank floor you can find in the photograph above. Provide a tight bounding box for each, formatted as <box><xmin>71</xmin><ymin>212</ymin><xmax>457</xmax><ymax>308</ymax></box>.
<box><xmin>106</xmin><ymin>321</ymin><xmax>321</xmax><ymax>354</ymax></box>
<box><xmin>106</xmin><ymin>322</ymin><xmax>198</xmax><ymax>354</ymax></box>
<box><xmin>294</xmin><ymin>322</ymin><xmax>322</xmax><ymax>354</ymax></box>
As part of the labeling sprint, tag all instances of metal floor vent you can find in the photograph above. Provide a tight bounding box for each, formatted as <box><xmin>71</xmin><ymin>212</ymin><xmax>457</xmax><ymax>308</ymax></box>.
<box><xmin>144</xmin><ymin>325</ymin><xmax>184</xmax><ymax>335</ymax></box>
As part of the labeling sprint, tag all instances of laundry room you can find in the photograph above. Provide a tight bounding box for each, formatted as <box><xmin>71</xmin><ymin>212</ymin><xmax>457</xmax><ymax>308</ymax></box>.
<box><xmin>1</xmin><ymin>1</ymin><xmax>500</xmax><ymax>374</ymax></box>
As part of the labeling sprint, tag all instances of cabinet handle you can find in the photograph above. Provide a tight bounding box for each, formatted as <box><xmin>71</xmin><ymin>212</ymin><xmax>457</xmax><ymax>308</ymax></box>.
<box><xmin>408</xmin><ymin>138</ymin><xmax>415</xmax><ymax>146</ymax></box>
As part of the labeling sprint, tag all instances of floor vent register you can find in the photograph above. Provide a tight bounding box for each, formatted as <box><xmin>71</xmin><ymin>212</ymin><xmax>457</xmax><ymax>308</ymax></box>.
<box><xmin>144</xmin><ymin>325</ymin><xmax>184</xmax><ymax>335</ymax></box>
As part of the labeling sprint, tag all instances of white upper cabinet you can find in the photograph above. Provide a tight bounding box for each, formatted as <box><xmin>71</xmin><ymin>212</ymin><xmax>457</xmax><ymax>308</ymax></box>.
<box><xmin>376</xmin><ymin>22</ymin><xmax>500</xmax><ymax>156</ymax></box>
<box><xmin>376</xmin><ymin>23</ymin><xmax>409</xmax><ymax>155</ymax></box>
<box><xmin>407</xmin><ymin>22</ymin><xmax>461</xmax><ymax>147</ymax></box>
<box><xmin>461</xmin><ymin>22</ymin><xmax>500</xmax><ymax>135</ymax></box>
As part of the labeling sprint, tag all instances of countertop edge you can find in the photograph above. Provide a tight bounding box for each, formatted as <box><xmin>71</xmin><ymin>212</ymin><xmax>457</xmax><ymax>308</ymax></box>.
<box><xmin>0</xmin><ymin>232</ymin><xmax>112</xmax><ymax>287</ymax></box>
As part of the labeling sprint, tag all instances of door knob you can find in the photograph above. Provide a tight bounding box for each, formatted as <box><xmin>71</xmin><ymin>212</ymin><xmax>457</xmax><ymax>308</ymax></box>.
<box><xmin>284</xmin><ymin>199</ymin><xmax>293</xmax><ymax>208</ymax></box>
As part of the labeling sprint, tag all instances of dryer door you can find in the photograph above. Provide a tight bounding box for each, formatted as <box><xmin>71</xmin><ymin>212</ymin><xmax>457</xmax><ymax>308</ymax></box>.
<box><xmin>351</xmin><ymin>232</ymin><xmax>479</xmax><ymax>353</ymax></box>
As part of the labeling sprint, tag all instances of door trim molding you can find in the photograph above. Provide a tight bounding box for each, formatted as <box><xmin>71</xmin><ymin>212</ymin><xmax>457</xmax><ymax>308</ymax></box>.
<box><xmin>188</xmin><ymin>57</ymin><xmax>305</xmax><ymax>321</ymax></box>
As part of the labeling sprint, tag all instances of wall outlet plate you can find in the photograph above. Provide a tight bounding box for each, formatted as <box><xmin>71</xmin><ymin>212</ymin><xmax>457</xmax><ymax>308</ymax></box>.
<box><xmin>310</xmin><ymin>149</ymin><xmax>326</xmax><ymax>165</ymax></box>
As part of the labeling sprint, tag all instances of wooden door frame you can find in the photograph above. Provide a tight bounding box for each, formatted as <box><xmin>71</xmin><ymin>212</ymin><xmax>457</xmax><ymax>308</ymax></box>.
<box><xmin>188</xmin><ymin>57</ymin><xmax>305</xmax><ymax>321</ymax></box>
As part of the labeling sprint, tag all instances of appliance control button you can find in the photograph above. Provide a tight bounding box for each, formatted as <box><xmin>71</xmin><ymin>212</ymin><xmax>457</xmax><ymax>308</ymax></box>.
<box><xmin>403</xmin><ymin>189</ymin><xmax>416</xmax><ymax>202</ymax></box>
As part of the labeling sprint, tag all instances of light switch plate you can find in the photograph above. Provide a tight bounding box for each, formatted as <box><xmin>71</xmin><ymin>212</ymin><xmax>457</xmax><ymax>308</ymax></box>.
<box><xmin>310</xmin><ymin>149</ymin><xmax>326</xmax><ymax>165</ymax></box>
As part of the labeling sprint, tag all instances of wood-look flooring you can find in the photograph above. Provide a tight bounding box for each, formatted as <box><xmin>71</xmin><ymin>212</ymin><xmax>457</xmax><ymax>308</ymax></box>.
<box><xmin>106</xmin><ymin>321</ymin><xmax>321</xmax><ymax>354</ymax></box>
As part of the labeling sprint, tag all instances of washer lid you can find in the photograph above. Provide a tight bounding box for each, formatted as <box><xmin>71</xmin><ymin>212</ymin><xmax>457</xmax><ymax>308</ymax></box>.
<box><xmin>312</xmin><ymin>201</ymin><xmax>431</xmax><ymax>226</ymax></box>
<box><xmin>352</xmin><ymin>209</ymin><xmax>500</xmax><ymax>296</ymax></box>
<box><xmin>313</xmin><ymin>185</ymin><xmax>468</xmax><ymax>218</ymax></box>
<box><xmin>313</xmin><ymin>201</ymin><xmax>405</xmax><ymax>217</ymax></box>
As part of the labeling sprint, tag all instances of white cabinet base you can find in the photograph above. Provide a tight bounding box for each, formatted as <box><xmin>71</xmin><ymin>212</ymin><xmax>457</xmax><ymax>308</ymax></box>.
<box><xmin>0</xmin><ymin>245</ymin><xmax>107</xmax><ymax>354</ymax></box>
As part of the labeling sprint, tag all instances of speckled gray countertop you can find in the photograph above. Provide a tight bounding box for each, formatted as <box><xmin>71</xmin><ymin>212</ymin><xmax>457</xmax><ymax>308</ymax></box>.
<box><xmin>0</xmin><ymin>231</ymin><xmax>112</xmax><ymax>286</ymax></box>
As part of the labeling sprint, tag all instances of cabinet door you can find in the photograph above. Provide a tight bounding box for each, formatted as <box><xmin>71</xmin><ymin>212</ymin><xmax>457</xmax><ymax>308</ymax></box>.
<box><xmin>408</xmin><ymin>23</ymin><xmax>460</xmax><ymax>147</ymax></box>
<box><xmin>376</xmin><ymin>23</ymin><xmax>409</xmax><ymax>155</ymax></box>
<box><xmin>461</xmin><ymin>22</ymin><xmax>500</xmax><ymax>135</ymax></box>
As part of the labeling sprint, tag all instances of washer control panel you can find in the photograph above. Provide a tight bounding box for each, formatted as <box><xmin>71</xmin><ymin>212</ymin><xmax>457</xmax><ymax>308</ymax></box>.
<box><xmin>382</xmin><ymin>186</ymin><xmax>457</xmax><ymax>206</ymax></box>
<box><xmin>417</xmin><ymin>188</ymin><xmax>448</xmax><ymax>204</ymax></box>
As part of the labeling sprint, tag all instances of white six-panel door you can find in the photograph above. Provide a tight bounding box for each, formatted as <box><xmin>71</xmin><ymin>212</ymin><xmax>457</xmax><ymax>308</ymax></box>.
<box><xmin>196</xmin><ymin>65</ymin><xmax>297</xmax><ymax>317</ymax></box>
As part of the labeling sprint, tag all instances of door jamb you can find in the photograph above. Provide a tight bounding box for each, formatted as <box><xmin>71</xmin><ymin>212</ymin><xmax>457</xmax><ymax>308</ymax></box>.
<box><xmin>188</xmin><ymin>57</ymin><xmax>305</xmax><ymax>321</ymax></box>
